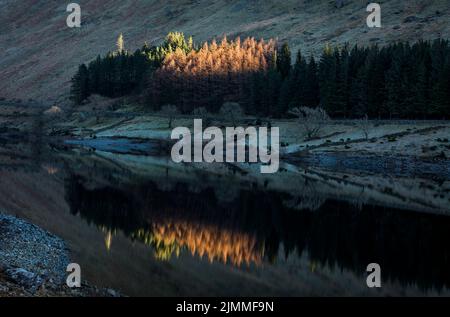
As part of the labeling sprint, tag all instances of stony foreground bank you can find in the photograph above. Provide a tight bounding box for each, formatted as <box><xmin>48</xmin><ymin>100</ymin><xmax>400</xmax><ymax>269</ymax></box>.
<box><xmin>0</xmin><ymin>214</ymin><xmax>120</xmax><ymax>297</ymax></box>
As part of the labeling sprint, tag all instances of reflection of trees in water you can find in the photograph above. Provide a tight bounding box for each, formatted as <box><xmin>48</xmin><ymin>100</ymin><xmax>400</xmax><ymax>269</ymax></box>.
<box><xmin>282</xmin><ymin>178</ymin><xmax>327</xmax><ymax>211</ymax></box>
<box><xmin>65</xmin><ymin>175</ymin><xmax>143</xmax><ymax>234</ymax></box>
<box><xmin>282</xmin><ymin>195</ymin><xmax>327</xmax><ymax>212</ymax></box>
<box><xmin>133</xmin><ymin>221</ymin><xmax>263</xmax><ymax>266</ymax></box>
<box><xmin>0</xmin><ymin>141</ymin><xmax>53</xmax><ymax>173</ymax></box>
<box><xmin>65</xmin><ymin>174</ymin><xmax>450</xmax><ymax>291</ymax></box>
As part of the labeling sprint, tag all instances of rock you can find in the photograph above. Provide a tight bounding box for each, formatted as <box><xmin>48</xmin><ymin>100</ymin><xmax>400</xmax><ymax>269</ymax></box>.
<box><xmin>107</xmin><ymin>288</ymin><xmax>118</xmax><ymax>297</ymax></box>
<box><xmin>44</xmin><ymin>106</ymin><xmax>62</xmax><ymax>116</ymax></box>
<box><xmin>0</xmin><ymin>214</ymin><xmax>70</xmax><ymax>285</ymax></box>
<box><xmin>403</xmin><ymin>16</ymin><xmax>419</xmax><ymax>23</ymax></box>
<box><xmin>4</xmin><ymin>267</ymin><xmax>44</xmax><ymax>291</ymax></box>
<box><xmin>78</xmin><ymin>112</ymin><xmax>87</xmax><ymax>121</ymax></box>
<box><xmin>0</xmin><ymin>214</ymin><xmax>123</xmax><ymax>297</ymax></box>
<box><xmin>334</xmin><ymin>0</ymin><xmax>346</xmax><ymax>9</ymax></box>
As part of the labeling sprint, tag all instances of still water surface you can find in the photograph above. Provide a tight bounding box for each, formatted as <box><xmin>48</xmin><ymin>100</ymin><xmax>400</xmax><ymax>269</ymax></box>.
<box><xmin>1</xmin><ymin>140</ymin><xmax>450</xmax><ymax>296</ymax></box>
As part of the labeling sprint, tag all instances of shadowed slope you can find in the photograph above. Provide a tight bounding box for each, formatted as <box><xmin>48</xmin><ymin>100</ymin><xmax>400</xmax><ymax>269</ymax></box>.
<box><xmin>0</xmin><ymin>0</ymin><xmax>449</xmax><ymax>103</ymax></box>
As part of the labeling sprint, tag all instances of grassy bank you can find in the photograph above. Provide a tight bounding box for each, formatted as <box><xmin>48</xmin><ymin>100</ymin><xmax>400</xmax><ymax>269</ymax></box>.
<box><xmin>58</xmin><ymin>101</ymin><xmax>450</xmax><ymax>160</ymax></box>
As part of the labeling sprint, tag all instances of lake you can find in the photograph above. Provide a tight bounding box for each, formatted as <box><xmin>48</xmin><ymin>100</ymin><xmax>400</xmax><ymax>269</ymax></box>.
<box><xmin>0</xmin><ymin>139</ymin><xmax>449</xmax><ymax>296</ymax></box>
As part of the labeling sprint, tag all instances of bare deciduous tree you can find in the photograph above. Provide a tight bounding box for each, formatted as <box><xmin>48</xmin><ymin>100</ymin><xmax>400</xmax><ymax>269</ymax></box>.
<box><xmin>160</xmin><ymin>104</ymin><xmax>180</xmax><ymax>128</ymax></box>
<box><xmin>220</xmin><ymin>102</ymin><xmax>244</xmax><ymax>126</ymax></box>
<box><xmin>358</xmin><ymin>114</ymin><xmax>371</xmax><ymax>140</ymax></box>
<box><xmin>289</xmin><ymin>106</ymin><xmax>330</xmax><ymax>140</ymax></box>
<box><xmin>192</xmin><ymin>107</ymin><xmax>210</xmax><ymax>125</ymax></box>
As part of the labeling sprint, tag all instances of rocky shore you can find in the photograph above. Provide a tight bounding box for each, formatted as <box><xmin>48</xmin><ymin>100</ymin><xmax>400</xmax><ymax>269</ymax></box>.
<box><xmin>0</xmin><ymin>214</ymin><xmax>120</xmax><ymax>297</ymax></box>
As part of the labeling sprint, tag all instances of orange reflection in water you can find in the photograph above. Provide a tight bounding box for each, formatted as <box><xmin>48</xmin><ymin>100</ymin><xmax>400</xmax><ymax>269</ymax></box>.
<box><xmin>134</xmin><ymin>220</ymin><xmax>264</xmax><ymax>267</ymax></box>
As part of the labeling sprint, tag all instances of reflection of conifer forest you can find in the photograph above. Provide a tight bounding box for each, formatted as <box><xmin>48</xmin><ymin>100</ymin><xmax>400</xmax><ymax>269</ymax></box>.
<box><xmin>71</xmin><ymin>32</ymin><xmax>450</xmax><ymax>118</ymax></box>
<box><xmin>65</xmin><ymin>174</ymin><xmax>450</xmax><ymax>291</ymax></box>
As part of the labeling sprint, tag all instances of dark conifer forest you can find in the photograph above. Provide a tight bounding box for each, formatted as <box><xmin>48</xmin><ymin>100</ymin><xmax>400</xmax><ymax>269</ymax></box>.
<box><xmin>71</xmin><ymin>33</ymin><xmax>450</xmax><ymax>119</ymax></box>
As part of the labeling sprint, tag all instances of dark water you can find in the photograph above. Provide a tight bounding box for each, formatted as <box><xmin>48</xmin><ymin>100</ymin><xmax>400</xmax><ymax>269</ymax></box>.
<box><xmin>66</xmin><ymin>174</ymin><xmax>450</xmax><ymax>292</ymax></box>
<box><xmin>1</xmin><ymin>141</ymin><xmax>450</xmax><ymax>296</ymax></box>
<box><xmin>65</xmin><ymin>138</ymin><xmax>163</xmax><ymax>155</ymax></box>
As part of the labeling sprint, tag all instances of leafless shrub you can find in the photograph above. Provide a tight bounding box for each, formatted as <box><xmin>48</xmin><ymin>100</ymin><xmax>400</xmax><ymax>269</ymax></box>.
<box><xmin>289</xmin><ymin>106</ymin><xmax>330</xmax><ymax>140</ymax></box>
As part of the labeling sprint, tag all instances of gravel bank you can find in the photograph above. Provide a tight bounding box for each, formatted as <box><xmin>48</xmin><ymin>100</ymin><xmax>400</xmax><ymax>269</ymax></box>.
<box><xmin>0</xmin><ymin>214</ymin><xmax>120</xmax><ymax>297</ymax></box>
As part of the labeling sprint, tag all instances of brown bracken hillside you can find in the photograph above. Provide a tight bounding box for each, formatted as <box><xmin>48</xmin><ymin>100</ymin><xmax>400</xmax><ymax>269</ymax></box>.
<box><xmin>0</xmin><ymin>0</ymin><xmax>449</xmax><ymax>104</ymax></box>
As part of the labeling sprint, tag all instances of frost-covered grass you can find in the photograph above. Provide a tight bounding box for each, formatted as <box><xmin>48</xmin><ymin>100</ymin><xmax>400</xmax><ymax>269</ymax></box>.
<box><xmin>84</xmin><ymin>115</ymin><xmax>450</xmax><ymax>158</ymax></box>
<box><xmin>278</xmin><ymin>120</ymin><xmax>450</xmax><ymax>158</ymax></box>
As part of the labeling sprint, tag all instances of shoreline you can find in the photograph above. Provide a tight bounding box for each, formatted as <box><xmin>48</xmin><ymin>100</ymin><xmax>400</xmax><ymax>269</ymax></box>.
<box><xmin>62</xmin><ymin>135</ymin><xmax>450</xmax><ymax>178</ymax></box>
<box><xmin>0</xmin><ymin>214</ymin><xmax>121</xmax><ymax>297</ymax></box>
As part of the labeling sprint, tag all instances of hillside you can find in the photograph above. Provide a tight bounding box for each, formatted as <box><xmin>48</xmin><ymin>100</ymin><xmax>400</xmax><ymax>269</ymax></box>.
<box><xmin>0</xmin><ymin>0</ymin><xmax>449</xmax><ymax>105</ymax></box>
